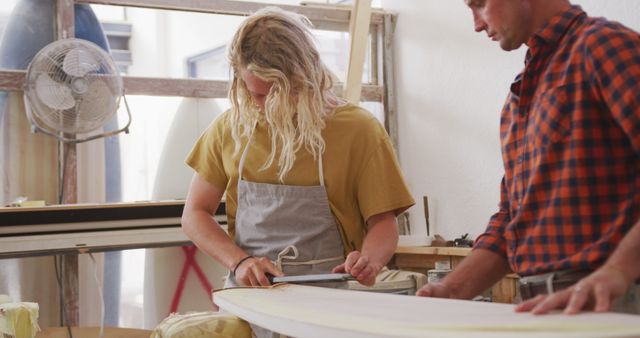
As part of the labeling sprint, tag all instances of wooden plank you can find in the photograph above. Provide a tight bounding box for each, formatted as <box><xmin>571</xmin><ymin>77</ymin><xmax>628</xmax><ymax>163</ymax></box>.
<box><xmin>0</xmin><ymin>71</ymin><xmax>383</xmax><ymax>101</ymax></box>
<box><xmin>0</xmin><ymin>70</ymin><xmax>26</xmax><ymax>92</ymax></box>
<box><xmin>0</xmin><ymin>70</ymin><xmax>231</xmax><ymax>97</ymax></box>
<box><xmin>343</xmin><ymin>0</ymin><xmax>372</xmax><ymax>103</ymax></box>
<box><xmin>122</xmin><ymin>76</ymin><xmax>229</xmax><ymax>97</ymax></box>
<box><xmin>56</xmin><ymin>0</ymin><xmax>78</xmax><ymax>327</ymax></box>
<box><xmin>56</xmin><ymin>0</ymin><xmax>75</xmax><ymax>39</ymax></box>
<box><xmin>75</xmin><ymin>0</ymin><xmax>384</xmax><ymax>24</ymax></box>
<box><xmin>369</xmin><ymin>24</ymin><xmax>380</xmax><ymax>85</ymax></box>
<box><xmin>61</xmin><ymin>254</ymin><xmax>79</xmax><ymax>327</ymax></box>
<box><xmin>386</xmin><ymin>260</ymin><xmax>429</xmax><ymax>275</ymax></box>
<box><xmin>394</xmin><ymin>253</ymin><xmax>451</xmax><ymax>270</ymax></box>
<box><xmin>124</xmin><ymin>77</ymin><xmax>384</xmax><ymax>100</ymax></box>
<box><xmin>382</xmin><ymin>13</ymin><xmax>399</xmax><ymax>151</ymax></box>
<box><xmin>55</xmin><ymin>0</ymin><xmax>78</xmax><ymax>206</ymax></box>
<box><xmin>491</xmin><ymin>275</ymin><xmax>520</xmax><ymax>304</ymax></box>
<box><xmin>336</xmin><ymin>84</ymin><xmax>382</xmax><ymax>102</ymax></box>
<box><xmin>450</xmin><ymin>255</ymin><xmax>466</xmax><ymax>269</ymax></box>
<box><xmin>61</xmin><ymin>141</ymin><xmax>77</xmax><ymax>205</ymax></box>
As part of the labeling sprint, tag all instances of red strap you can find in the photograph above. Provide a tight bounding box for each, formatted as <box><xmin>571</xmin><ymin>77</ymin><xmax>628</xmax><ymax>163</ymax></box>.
<box><xmin>169</xmin><ymin>246</ymin><xmax>218</xmax><ymax>314</ymax></box>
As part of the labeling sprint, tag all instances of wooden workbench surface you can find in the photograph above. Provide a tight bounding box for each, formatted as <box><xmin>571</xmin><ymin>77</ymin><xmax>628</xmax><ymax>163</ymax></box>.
<box><xmin>392</xmin><ymin>245</ymin><xmax>519</xmax><ymax>303</ymax></box>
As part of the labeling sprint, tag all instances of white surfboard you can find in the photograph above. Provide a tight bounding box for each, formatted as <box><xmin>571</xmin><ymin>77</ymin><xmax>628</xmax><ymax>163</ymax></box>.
<box><xmin>143</xmin><ymin>97</ymin><xmax>228</xmax><ymax>327</ymax></box>
<box><xmin>215</xmin><ymin>284</ymin><xmax>640</xmax><ymax>338</ymax></box>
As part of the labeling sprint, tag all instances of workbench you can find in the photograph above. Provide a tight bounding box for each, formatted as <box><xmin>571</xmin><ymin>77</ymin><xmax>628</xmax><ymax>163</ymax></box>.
<box><xmin>390</xmin><ymin>246</ymin><xmax>520</xmax><ymax>303</ymax></box>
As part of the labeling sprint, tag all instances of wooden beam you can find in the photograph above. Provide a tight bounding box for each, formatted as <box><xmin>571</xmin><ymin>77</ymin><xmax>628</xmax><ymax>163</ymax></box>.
<box><xmin>124</xmin><ymin>77</ymin><xmax>383</xmax><ymax>101</ymax></box>
<box><xmin>369</xmin><ymin>24</ymin><xmax>380</xmax><ymax>85</ymax></box>
<box><xmin>343</xmin><ymin>0</ymin><xmax>372</xmax><ymax>104</ymax></box>
<box><xmin>60</xmin><ymin>254</ymin><xmax>79</xmax><ymax>328</ymax></box>
<box><xmin>382</xmin><ymin>13</ymin><xmax>399</xmax><ymax>152</ymax></box>
<box><xmin>1</xmin><ymin>70</ymin><xmax>383</xmax><ymax>101</ymax></box>
<box><xmin>0</xmin><ymin>69</ymin><xmax>26</xmax><ymax>90</ymax></box>
<box><xmin>56</xmin><ymin>0</ymin><xmax>77</xmax><ymax>205</ymax></box>
<box><xmin>122</xmin><ymin>76</ymin><xmax>229</xmax><ymax>97</ymax></box>
<box><xmin>56</xmin><ymin>0</ymin><xmax>75</xmax><ymax>39</ymax></box>
<box><xmin>75</xmin><ymin>0</ymin><xmax>384</xmax><ymax>25</ymax></box>
<box><xmin>56</xmin><ymin>0</ymin><xmax>79</xmax><ymax>327</ymax></box>
<box><xmin>56</xmin><ymin>0</ymin><xmax>78</xmax><ymax>205</ymax></box>
<box><xmin>335</xmin><ymin>83</ymin><xmax>382</xmax><ymax>103</ymax></box>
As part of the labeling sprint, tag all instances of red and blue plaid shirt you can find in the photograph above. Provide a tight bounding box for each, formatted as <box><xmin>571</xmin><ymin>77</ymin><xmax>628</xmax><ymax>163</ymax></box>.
<box><xmin>474</xmin><ymin>6</ymin><xmax>640</xmax><ymax>276</ymax></box>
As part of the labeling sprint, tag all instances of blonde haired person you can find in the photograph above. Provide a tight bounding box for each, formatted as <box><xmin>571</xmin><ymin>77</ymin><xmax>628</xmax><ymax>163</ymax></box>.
<box><xmin>181</xmin><ymin>7</ymin><xmax>414</xmax><ymax>336</ymax></box>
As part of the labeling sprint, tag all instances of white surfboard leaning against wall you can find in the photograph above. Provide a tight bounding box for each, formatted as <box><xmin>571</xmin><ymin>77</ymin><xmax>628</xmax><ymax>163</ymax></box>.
<box><xmin>143</xmin><ymin>97</ymin><xmax>227</xmax><ymax>328</ymax></box>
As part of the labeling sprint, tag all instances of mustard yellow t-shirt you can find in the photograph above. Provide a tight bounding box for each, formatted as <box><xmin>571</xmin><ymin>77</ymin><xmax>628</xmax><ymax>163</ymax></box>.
<box><xmin>185</xmin><ymin>104</ymin><xmax>415</xmax><ymax>252</ymax></box>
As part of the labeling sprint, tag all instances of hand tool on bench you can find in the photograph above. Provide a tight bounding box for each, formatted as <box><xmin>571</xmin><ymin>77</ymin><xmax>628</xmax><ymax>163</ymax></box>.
<box><xmin>267</xmin><ymin>273</ymin><xmax>355</xmax><ymax>284</ymax></box>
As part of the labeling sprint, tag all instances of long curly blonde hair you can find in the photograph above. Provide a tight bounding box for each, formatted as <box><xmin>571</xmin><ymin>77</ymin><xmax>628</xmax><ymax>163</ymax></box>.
<box><xmin>227</xmin><ymin>7</ymin><xmax>342</xmax><ymax>182</ymax></box>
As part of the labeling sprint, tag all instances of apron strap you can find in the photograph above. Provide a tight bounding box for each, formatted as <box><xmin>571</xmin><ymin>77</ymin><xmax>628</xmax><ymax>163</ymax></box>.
<box><xmin>237</xmin><ymin>122</ymin><xmax>326</xmax><ymax>185</ymax></box>
<box><xmin>274</xmin><ymin>245</ymin><xmax>343</xmax><ymax>271</ymax></box>
<box><xmin>274</xmin><ymin>245</ymin><xmax>299</xmax><ymax>271</ymax></box>
<box><xmin>318</xmin><ymin>151</ymin><xmax>325</xmax><ymax>187</ymax></box>
<box><xmin>237</xmin><ymin>121</ymin><xmax>257</xmax><ymax>181</ymax></box>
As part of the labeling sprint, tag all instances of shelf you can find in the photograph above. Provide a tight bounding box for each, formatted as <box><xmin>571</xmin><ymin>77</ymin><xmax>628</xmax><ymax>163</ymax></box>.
<box><xmin>0</xmin><ymin>200</ymin><xmax>226</xmax><ymax>258</ymax></box>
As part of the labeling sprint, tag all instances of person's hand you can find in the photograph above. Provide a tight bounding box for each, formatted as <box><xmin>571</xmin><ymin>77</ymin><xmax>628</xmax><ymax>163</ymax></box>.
<box><xmin>234</xmin><ymin>256</ymin><xmax>284</xmax><ymax>287</ymax></box>
<box><xmin>332</xmin><ymin>251</ymin><xmax>382</xmax><ymax>286</ymax></box>
<box><xmin>416</xmin><ymin>282</ymin><xmax>453</xmax><ymax>298</ymax></box>
<box><xmin>515</xmin><ymin>266</ymin><xmax>631</xmax><ymax>315</ymax></box>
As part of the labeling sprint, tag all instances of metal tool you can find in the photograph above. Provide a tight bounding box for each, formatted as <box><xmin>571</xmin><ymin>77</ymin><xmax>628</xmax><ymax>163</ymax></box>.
<box><xmin>268</xmin><ymin>273</ymin><xmax>354</xmax><ymax>284</ymax></box>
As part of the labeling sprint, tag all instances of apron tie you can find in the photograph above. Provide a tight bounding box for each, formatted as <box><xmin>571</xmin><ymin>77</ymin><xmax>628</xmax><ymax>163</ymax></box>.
<box><xmin>274</xmin><ymin>245</ymin><xmax>299</xmax><ymax>271</ymax></box>
<box><xmin>274</xmin><ymin>245</ymin><xmax>343</xmax><ymax>272</ymax></box>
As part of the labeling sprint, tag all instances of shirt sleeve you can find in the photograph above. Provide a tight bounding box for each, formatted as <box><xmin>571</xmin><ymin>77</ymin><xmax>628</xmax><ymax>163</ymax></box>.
<box><xmin>585</xmin><ymin>24</ymin><xmax>640</xmax><ymax>156</ymax></box>
<box><xmin>474</xmin><ymin>176</ymin><xmax>510</xmax><ymax>257</ymax></box>
<box><xmin>185</xmin><ymin>114</ymin><xmax>229</xmax><ymax>190</ymax></box>
<box><xmin>356</xmin><ymin>131</ymin><xmax>415</xmax><ymax>221</ymax></box>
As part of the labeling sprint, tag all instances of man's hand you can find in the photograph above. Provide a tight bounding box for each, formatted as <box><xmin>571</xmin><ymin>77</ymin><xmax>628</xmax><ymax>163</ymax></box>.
<box><xmin>234</xmin><ymin>256</ymin><xmax>284</xmax><ymax>287</ymax></box>
<box><xmin>515</xmin><ymin>266</ymin><xmax>631</xmax><ymax>314</ymax></box>
<box><xmin>416</xmin><ymin>282</ymin><xmax>453</xmax><ymax>298</ymax></box>
<box><xmin>332</xmin><ymin>250</ymin><xmax>382</xmax><ymax>286</ymax></box>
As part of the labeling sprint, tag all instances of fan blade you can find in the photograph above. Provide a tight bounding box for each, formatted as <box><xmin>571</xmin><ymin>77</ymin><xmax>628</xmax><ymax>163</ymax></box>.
<box><xmin>62</xmin><ymin>47</ymin><xmax>99</xmax><ymax>77</ymax></box>
<box><xmin>74</xmin><ymin>77</ymin><xmax>117</xmax><ymax>133</ymax></box>
<box><xmin>35</xmin><ymin>73</ymin><xmax>76</xmax><ymax>110</ymax></box>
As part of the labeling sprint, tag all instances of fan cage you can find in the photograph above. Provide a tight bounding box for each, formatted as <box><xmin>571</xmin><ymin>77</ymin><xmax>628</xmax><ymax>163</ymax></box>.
<box><xmin>25</xmin><ymin>38</ymin><xmax>123</xmax><ymax>134</ymax></box>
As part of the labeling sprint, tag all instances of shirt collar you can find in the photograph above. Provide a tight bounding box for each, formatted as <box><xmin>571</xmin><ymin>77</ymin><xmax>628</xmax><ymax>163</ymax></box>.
<box><xmin>526</xmin><ymin>5</ymin><xmax>585</xmax><ymax>53</ymax></box>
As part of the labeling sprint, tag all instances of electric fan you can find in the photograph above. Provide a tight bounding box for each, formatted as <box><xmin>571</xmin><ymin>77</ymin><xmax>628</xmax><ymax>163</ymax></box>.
<box><xmin>23</xmin><ymin>38</ymin><xmax>131</xmax><ymax>143</ymax></box>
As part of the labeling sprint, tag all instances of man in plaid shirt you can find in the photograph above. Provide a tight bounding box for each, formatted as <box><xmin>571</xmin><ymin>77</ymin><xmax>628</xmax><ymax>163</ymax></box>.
<box><xmin>417</xmin><ymin>0</ymin><xmax>640</xmax><ymax>314</ymax></box>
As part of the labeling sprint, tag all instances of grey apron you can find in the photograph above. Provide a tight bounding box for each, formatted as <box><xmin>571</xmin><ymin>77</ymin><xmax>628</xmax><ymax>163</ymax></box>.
<box><xmin>225</xmin><ymin>126</ymin><xmax>346</xmax><ymax>337</ymax></box>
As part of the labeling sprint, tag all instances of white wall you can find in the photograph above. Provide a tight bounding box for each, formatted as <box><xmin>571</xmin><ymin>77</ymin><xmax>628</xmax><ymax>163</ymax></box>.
<box><xmin>382</xmin><ymin>1</ymin><xmax>640</xmax><ymax>240</ymax></box>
